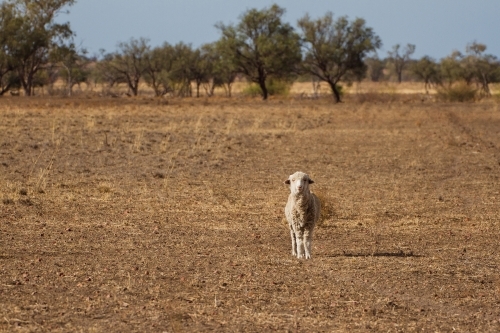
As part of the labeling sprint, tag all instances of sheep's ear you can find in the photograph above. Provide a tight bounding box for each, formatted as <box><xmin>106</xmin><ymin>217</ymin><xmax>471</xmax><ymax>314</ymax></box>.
<box><xmin>284</xmin><ymin>179</ymin><xmax>290</xmax><ymax>185</ymax></box>
<box><xmin>308</xmin><ymin>178</ymin><xmax>314</xmax><ymax>184</ymax></box>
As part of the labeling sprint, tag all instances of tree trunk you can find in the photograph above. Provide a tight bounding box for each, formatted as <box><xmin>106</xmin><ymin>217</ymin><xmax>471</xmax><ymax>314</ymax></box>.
<box><xmin>397</xmin><ymin>70</ymin><xmax>402</xmax><ymax>83</ymax></box>
<box><xmin>209</xmin><ymin>83</ymin><xmax>216</xmax><ymax>97</ymax></box>
<box><xmin>21</xmin><ymin>77</ymin><xmax>32</xmax><ymax>96</ymax></box>
<box><xmin>67</xmin><ymin>76</ymin><xmax>72</xmax><ymax>97</ymax></box>
<box><xmin>258</xmin><ymin>78</ymin><xmax>268</xmax><ymax>100</ymax></box>
<box><xmin>327</xmin><ymin>81</ymin><xmax>341</xmax><ymax>103</ymax></box>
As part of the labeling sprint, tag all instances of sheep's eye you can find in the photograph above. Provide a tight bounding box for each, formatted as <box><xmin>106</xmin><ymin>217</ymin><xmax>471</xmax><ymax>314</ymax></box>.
<box><xmin>291</xmin><ymin>179</ymin><xmax>295</xmax><ymax>182</ymax></box>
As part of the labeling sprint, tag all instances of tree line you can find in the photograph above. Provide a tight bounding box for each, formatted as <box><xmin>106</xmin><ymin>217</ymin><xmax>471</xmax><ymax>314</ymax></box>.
<box><xmin>1</xmin><ymin>0</ymin><xmax>499</xmax><ymax>102</ymax></box>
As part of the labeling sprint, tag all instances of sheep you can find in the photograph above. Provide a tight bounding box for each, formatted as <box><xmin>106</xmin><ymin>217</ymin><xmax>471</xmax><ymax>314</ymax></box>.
<box><xmin>284</xmin><ymin>171</ymin><xmax>321</xmax><ymax>259</ymax></box>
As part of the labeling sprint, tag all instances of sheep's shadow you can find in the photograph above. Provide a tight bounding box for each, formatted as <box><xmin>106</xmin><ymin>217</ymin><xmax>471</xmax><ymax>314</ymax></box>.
<box><xmin>324</xmin><ymin>251</ymin><xmax>423</xmax><ymax>258</ymax></box>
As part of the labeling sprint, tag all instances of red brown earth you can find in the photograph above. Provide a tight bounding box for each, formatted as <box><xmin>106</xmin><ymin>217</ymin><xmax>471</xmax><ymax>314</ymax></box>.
<box><xmin>1</xmin><ymin>97</ymin><xmax>499</xmax><ymax>332</ymax></box>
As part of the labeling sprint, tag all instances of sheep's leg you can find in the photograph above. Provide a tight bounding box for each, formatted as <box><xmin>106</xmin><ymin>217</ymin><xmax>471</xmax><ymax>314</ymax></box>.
<box><xmin>295</xmin><ymin>229</ymin><xmax>305</xmax><ymax>258</ymax></box>
<box><xmin>290</xmin><ymin>229</ymin><xmax>297</xmax><ymax>256</ymax></box>
<box><xmin>304</xmin><ymin>228</ymin><xmax>313</xmax><ymax>259</ymax></box>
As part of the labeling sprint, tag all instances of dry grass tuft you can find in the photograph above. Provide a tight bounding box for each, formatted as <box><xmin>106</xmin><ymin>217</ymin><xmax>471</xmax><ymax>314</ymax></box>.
<box><xmin>313</xmin><ymin>189</ymin><xmax>337</xmax><ymax>227</ymax></box>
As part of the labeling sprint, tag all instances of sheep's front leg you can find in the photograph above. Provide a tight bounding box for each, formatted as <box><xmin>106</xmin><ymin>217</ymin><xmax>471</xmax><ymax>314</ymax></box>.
<box><xmin>290</xmin><ymin>228</ymin><xmax>297</xmax><ymax>256</ymax></box>
<box><xmin>304</xmin><ymin>228</ymin><xmax>313</xmax><ymax>259</ymax></box>
<box><xmin>295</xmin><ymin>229</ymin><xmax>305</xmax><ymax>258</ymax></box>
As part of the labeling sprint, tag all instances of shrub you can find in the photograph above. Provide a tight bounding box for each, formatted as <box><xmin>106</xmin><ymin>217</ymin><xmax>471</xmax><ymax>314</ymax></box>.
<box><xmin>242</xmin><ymin>83</ymin><xmax>263</xmax><ymax>97</ymax></box>
<box><xmin>313</xmin><ymin>190</ymin><xmax>336</xmax><ymax>227</ymax></box>
<box><xmin>242</xmin><ymin>79</ymin><xmax>292</xmax><ymax>97</ymax></box>
<box><xmin>437</xmin><ymin>82</ymin><xmax>477</xmax><ymax>102</ymax></box>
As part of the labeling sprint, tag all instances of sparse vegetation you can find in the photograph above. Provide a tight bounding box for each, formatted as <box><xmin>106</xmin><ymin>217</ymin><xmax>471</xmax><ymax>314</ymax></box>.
<box><xmin>242</xmin><ymin>79</ymin><xmax>291</xmax><ymax>97</ymax></box>
<box><xmin>1</xmin><ymin>1</ymin><xmax>500</xmax><ymax>331</ymax></box>
<box><xmin>437</xmin><ymin>82</ymin><xmax>478</xmax><ymax>102</ymax></box>
<box><xmin>0</xmin><ymin>2</ymin><xmax>498</xmax><ymax>101</ymax></box>
<box><xmin>1</xmin><ymin>96</ymin><xmax>499</xmax><ymax>331</ymax></box>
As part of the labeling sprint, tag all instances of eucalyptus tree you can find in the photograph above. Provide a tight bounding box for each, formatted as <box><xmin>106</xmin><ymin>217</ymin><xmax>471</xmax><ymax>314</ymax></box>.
<box><xmin>388</xmin><ymin>43</ymin><xmax>416</xmax><ymax>83</ymax></box>
<box><xmin>365</xmin><ymin>56</ymin><xmax>386</xmax><ymax>82</ymax></box>
<box><xmin>169</xmin><ymin>42</ymin><xmax>196</xmax><ymax>97</ymax></box>
<box><xmin>110</xmin><ymin>37</ymin><xmax>150</xmax><ymax>96</ymax></box>
<box><xmin>144</xmin><ymin>43</ymin><xmax>176</xmax><ymax>97</ymax></box>
<box><xmin>198</xmin><ymin>42</ymin><xmax>239</xmax><ymax>97</ymax></box>
<box><xmin>1</xmin><ymin>0</ymin><xmax>76</xmax><ymax>96</ymax></box>
<box><xmin>411</xmin><ymin>56</ymin><xmax>441</xmax><ymax>93</ymax></box>
<box><xmin>189</xmin><ymin>47</ymin><xmax>209</xmax><ymax>98</ymax></box>
<box><xmin>50</xmin><ymin>43</ymin><xmax>89</xmax><ymax>96</ymax></box>
<box><xmin>298</xmin><ymin>12</ymin><xmax>381</xmax><ymax>103</ymax></box>
<box><xmin>95</xmin><ymin>51</ymin><xmax>127</xmax><ymax>89</ymax></box>
<box><xmin>216</xmin><ymin>4</ymin><xmax>302</xmax><ymax>100</ymax></box>
<box><xmin>440</xmin><ymin>51</ymin><xmax>464</xmax><ymax>87</ymax></box>
<box><xmin>0</xmin><ymin>2</ymin><xmax>18</xmax><ymax>94</ymax></box>
<box><xmin>197</xmin><ymin>43</ymin><xmax>219</xmax><ymax>97</ymax></box>
<box><xmin>463</xmin><ymin>42</ymin><xmax>500</xmax><ymax>96</ymax></box>
<box><xmin>211</xmin><ymin>40</ymin><xmax>239</xmax><ymax>97</ymax></box>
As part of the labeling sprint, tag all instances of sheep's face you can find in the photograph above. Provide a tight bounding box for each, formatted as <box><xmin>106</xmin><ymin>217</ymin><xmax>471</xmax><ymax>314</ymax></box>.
<box><xmin>285</xmin><ymin>171</ymin><xmax>314</xmax><ymax>195</ymax></box>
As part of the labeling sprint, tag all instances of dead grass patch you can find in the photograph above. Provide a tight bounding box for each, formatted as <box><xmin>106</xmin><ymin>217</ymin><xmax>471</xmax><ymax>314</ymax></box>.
<box><xmin>0</xmin><ymin>97</ymin><xmax>499</xmax><ymax>332</ymax></box>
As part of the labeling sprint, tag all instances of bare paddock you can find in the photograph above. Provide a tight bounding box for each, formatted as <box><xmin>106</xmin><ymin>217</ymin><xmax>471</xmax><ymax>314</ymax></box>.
<box><xmin>1</xmin><ymin>97</ymin><xmax>499</xmax><ymax>332</ymax></box>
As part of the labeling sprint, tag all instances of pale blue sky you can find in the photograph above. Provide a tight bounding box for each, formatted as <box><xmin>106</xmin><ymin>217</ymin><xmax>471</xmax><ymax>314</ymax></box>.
<box><xmin>60</xmin><ymin>0</ymin><xmax>499</xmax><ymax>59</ymax></box>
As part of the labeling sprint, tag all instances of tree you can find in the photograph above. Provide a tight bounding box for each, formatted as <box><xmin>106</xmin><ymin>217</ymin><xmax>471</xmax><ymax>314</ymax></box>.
<box><xmin>110</xmin><ymin>37</ymin><xmax>150</xmax><ymax>96</ymax></box>
<box><xmin>212</xmin><ymin>40</ymin><xmax>239</xmax><ymax>97</ymax></box>
<box><xmin>440</xmin><ymin>51</ymin><xmax>464</xmax><ymax>87</ymax></box>
<box><xmin>298</xmin><ymin>12</ymin><xmax>381</xmax><ymax>103</ymax></box>
<box><xmin>216</xmin><ymin>4</ymin><xmax>302</xmax><ymax>100</ymax></box>
<box><xmin>197</xmin><ymin>43</ymin><xmax>220</xmax><ymax>97</ymax></box>
<box><xmin>439</xmin><ymin>43</ymin><xmax>500</xmax><ymax>96</ymax></box>
<box><xmin>50</xmin><ymin>43</ymin><xmax>89</xmax><ymax>96</ymax></box>
<box><xmin>365</xmin><ymin>56</ymin><xmax>386</xmax><ymax>82</ymax></box>
<box><xmin>464</xmin><ymin>42</ymin><xmax>500</xmax><ymax>96</ymax></box>
<box><xmin>95</xmin><ymin>51</ymin><xmax>127</xmax><ymax>90</ymax></box>
<box><xmin>189</xmin><ymin>47</ymin><xmax>209</xmax><ymax>98</ymax></box>
<box><xmin>168</xmin><ymin>42</ymin><xmax>196</xmax><ymax>97</ymax></box>
<box><xmin>144</xmin><ymin>43</ymin><xmax>175</xmax><ymax>97</ymax></box>
<box><xmin>1</xmin><ymin>0</ymin><xmax>75</xmax><ymax>96</ymax></box>
<box><xmin>411</xmin><ymin>56</ymin><xmax>441</xmax><ymax>93</ymax></box>
<box><xmin>0</xmin><ymin>2</ymin><xmax>19</xmax><ymax>95</ymax></box>
<box><xmin>388</xmin><ymin>43</ymin><xmax>415</xmax><ymax>83</ymax></box>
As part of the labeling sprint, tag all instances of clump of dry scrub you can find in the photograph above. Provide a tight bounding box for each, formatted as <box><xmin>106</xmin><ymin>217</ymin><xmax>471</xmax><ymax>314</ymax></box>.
<box><xmin>313</xmin><ymin>189</ymin><xmax>336</xmax><ymax>227</ymax></box>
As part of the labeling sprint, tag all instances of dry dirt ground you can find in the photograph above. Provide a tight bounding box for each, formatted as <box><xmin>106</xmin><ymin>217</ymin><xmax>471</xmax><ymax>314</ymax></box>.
<box><xmin>1</xmin><ymin>96</ymin><xmax>499</xmax><ymax>332</ymax></box>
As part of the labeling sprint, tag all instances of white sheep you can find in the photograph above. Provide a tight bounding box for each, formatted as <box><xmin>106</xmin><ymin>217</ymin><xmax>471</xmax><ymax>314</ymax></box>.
<box><xmin>284</xmin><ymin>171</ymin><xmax>321</xmax><ymax>259</ymax></box>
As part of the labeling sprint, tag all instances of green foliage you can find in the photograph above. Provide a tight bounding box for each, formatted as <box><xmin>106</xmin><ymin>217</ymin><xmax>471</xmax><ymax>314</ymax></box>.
<box><xmin>411</xmin><ymin>56</ymin><xmax>441</xmax><ymax>93</ymax></box>
<box><xmin>211</xmin><ymin>41</ymin><xmax>238</xmax><ymax>97</ymax></box>
<box><xmin>242</xmin><ymin>79</ymin><xmax>291</xmax><ymax>97</ymax></box>
<box><xmin>242</xmin><ymin>83</ymin><xmax>262</xmax><ymax>97</ymax></box>
<box><xmin>50</xmin><ymin>43</ymin><xmax>89</xmax><ymax>96</ymax></box>
<box><xmin>0</xmin><ymin>0</ymin><xmax>76</xmax><ymax>95</ymax></box>
<box><xmin>440</xmin><ymin>51</ymin><xmax>465</xmax><ymax>87</ymax></box>
<box><xmin>439</xmin><ymin>42</ymin><xmax>500</xmax><ymax>97</ymax></box>
<box><xmin>365</xmin><ymin>57</ymin><xmax>386</xmax><ymax>82</ymax></box>
<box><xmin>143</xmin><ymin>43</ymin><xmax>175</xmax><ymax>97</ymax></box>
<box><xmin>387</xmin><ymin>44</ymin><xmax>416</xmax><ymax>83</ymax></box>
<box><xmin>169</xmin><ymin>42</ymin><xmax>197</xmax><ymax>97</ymax></box>
<box><xmin>112</xmin><ymin>37</ymin><xmax>150</xmax><ymax>96</ymax></box>
<box><xmin>216</xmin><ymin>4</ymin><xmax>302</xmax><ymax>100</ymax></box>
<box><xmin>298</xmin><ymin>12</ymin><xmax>381</xmax><ymax>103</ymax></box>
